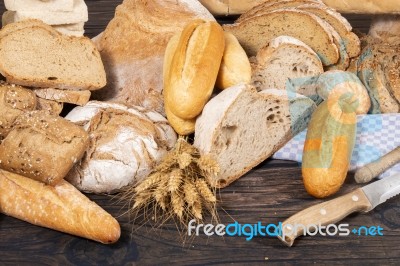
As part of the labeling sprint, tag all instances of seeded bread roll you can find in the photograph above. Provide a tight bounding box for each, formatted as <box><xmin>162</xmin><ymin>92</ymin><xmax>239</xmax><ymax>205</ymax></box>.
<box><xmin>0</xmin><ymin>170</ymin><xmax>120</xmax><ymax>244</ymax></box>
<box><xmin>0</xmin><ymin>82</ymin><xmax>37</xmax><ymax>139</ymax></box>
<box><xmin>0</xmin><ymin>111</ymin><xmax>89</xmax><ymax>185</ymax></box>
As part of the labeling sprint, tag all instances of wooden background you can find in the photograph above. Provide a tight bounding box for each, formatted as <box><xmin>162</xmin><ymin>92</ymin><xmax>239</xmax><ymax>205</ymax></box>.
<box><xmin>1</xmin><ymin>1</ymin><xmax>399</xmax><ymax>265</ymax></box>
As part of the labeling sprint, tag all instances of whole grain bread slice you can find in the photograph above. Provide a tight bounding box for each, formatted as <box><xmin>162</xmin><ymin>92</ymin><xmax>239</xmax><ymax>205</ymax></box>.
<box><xmin>237</xmin><ymin>0</ymin><xmax>360</xmax><ymax>58</ymax></box>
<box><xmin>223</xmin><ymin>9</ymin><xmax>339</xmax><ymax>66</ymax></box>
<box><xmin>194</xmin><ymin>84</ymin><xmax>316</xmax><ymax>188</ymax></box>
<box><xmin>251</xmin><ymin>36</ymin><xmax>324</xmax><ymax>91</ymax></box>
<box><xmin>0</xmin><ymin>21</ymin><xmax>106</xmax><ymax>90</ymax></box>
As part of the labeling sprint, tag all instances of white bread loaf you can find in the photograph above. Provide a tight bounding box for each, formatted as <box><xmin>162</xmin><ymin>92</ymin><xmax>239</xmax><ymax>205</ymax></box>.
<box><xmin>199</xmin><ymin>0</ymin><xmax>400</xmax><ymax>15</ymax></box>
<box><xmin>91</xmin><ymin>0</ymin><xmax>215</xmax><ymax>114</ymax></box>
<box><xmin>65</xmin><ymin>101</ymin><xmax>177</xmax><ymax>194</ymax></box>
<box><xmin>5</xmin><ymin>0</ymin><xmax>74</xmax><ymax>12</ymax></box>
<box><xmin>2</xmin><ymin>0</ymin><xmax>88</xmax><ymax>25</ymax></box>
<box><xmin>251</xmin><ymin>36</ymin><xmax>324</xmax><ymax>91</ymax></box>
<box><xmin>0</xmin><ymin>170</ymin><xmax>120</xmax><ymax>244</ymax></box>
<box><xmin>194</xmin><ymin>84</ymin><xmax>316</xmax><ymax>188</ymax></box>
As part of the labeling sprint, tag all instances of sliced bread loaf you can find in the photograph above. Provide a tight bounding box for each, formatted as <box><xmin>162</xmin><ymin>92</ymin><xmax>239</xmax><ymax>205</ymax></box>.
<box><xmin>251</xmin><ymin>36</ymin><xmax>324</xmax><ymax>91</ymax></box>
<box><xmin>194</xmin><ymin>84</ymin><xmax>316</xmax><ymax>188</ymax></box>
<box><xmin>223</xmin><ymin>9</ymin><xmax>339</xmax><ymax>66</ymax></box>
<box><xmin>0</xmin><ymin>22</ymin><xmax>106</xmax><ymax>91</ymax></box>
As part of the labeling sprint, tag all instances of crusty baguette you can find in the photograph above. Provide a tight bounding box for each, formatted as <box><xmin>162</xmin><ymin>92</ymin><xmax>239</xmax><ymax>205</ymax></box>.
<box><xmin>164</xmin><ymin>19</ymin><xmax>225</xmax><ymax>120</ymax></box>
<box><xmin>0</xmin><ymin>170</ymin><xmax>120</xmax><ymax>244</ymax></box>
<box><xmin>199</xmin><ymin>0</ymin><xmax>400</xmax><ymax>15</ymax></box>
<box><xmin>0</xmin><ymin>20</ymin><xmax>106</xmax><ymax>91</ymax></box>
<box><xmin>33</xmin><ymin>88</ymin><xmax>91</xmax><ymax>106</ymax></box>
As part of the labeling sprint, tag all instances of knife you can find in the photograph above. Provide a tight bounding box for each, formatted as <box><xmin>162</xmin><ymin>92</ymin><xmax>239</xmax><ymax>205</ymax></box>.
<box><xmin>278</xmin><ymin>173</ymin><xmax>400</xmax><ymax>246</ymax></box>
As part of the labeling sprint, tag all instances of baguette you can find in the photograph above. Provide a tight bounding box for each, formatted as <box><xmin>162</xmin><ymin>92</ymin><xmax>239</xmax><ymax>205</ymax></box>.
<box><xmin>0</xmin><ymin>170</ymin><xmax>120</xmax><ymax>244</ymax></box>
<box><xmin>164</xmin><ymin>19</ymin><xmax>225</xmax><ymax>120</ymax></box>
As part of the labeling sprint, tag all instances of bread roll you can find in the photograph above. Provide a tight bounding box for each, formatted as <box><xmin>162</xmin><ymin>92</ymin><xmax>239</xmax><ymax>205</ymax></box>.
<box><xmin>0</xmin><ymin>170</ymin><xmax>120</xmax><ymax>244</ymax></box>
<box><xmin>0</xmin><ymin>82</ymin><xmax>36</xmax><ymax>139</ymax></box>
<box><xmin>164</xmin><ymin>19</ymin><xmax>225</xmax><ymax>120</ymax></box>
<box><xmin>216</xmin><ymin>32</ymin><xmax>252</xmax><ymax>90</ymax></box>
<box><xmin>302</xmin><ymin>98</ymin><xmax>357</xmax><ymax>198</ymax></box>
<box><xmin>0</xmin><ymin>111</ymin><xmax>89</xmax><ymax>185</ymax></box>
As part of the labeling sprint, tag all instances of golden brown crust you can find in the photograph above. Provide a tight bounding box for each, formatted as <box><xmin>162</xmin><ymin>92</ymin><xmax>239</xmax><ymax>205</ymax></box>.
<box><xmin>0</xmin><ymin>170</ymin><xmax>120</xmax><ymax>244</ymax></box>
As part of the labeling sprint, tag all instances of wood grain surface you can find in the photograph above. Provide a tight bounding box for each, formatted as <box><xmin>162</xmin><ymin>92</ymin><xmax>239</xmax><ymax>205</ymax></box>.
<box><xmin>0</xmin><ymin>1</ymin><xmax>399</xmax><ymax>265</ymax></box>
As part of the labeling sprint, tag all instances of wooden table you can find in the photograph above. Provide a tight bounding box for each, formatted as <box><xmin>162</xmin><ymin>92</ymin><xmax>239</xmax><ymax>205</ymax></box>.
<box><xmin>1</xmin><ymin>1</ymin><xmax>399</xmax><ymax>265</ymax></box>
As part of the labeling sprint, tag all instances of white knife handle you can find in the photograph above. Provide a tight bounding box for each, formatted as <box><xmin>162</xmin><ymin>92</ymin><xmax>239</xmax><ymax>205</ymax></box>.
<box><xmin>278</xmin><ymin>188</ymin><xmax>373</xmax><ymax>247</ymax></box>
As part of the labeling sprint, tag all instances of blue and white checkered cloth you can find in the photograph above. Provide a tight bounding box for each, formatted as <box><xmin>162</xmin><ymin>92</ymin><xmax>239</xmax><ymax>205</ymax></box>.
<box><xmin>273</xmin><ymin>114</ymin><xmax>400</xmax><ymax>178</ymax></box>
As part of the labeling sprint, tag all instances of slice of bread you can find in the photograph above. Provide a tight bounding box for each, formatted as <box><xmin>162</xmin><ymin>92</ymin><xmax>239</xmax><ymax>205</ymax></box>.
<box><xmin>237</xmin><ymin>0</ymin><xmax>360</xmax><ymax>58</ymax></box>
<box><xmin>251</xmin><ymin>36</ymin><xmax>324</xmax><ymax>91</ymax></box>
<box><xmin>223</xmin><ymin>9</ymin><xmax>339</xmax><ymax>66</ymax></box>
<box><xmin>194</xmin><ymin>84</ymin><xmax>316</xmax><ymax>188</ymax></box>
<box><xmin>36</xmin><ymin>98</ymin><xmax>64</xmax><ymax>116</ymax></box>
<box><xmin>0</xmin><ymin>22</ymin><xmax>106</xmax><ymax>91</ymax></box>
<box><xmin>3</xmin><ymin>0</ymin><xmax>88</xmax><ymax>25</ymax></box>
<box><xmin>5</xmin><ymin>0</ymin><xmax>74</xmax><ymax>12</ymax></box>
<box><xmin>33</xmin><ymin>88</ymin><xmax>91</xmax><ymax>106</ymax></box>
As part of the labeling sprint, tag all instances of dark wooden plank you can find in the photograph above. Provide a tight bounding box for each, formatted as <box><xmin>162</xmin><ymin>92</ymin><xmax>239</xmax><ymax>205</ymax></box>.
<box><xmin>0</xmin><ymin>1</ymin><xmax>398</xmax><ymax>265</ymax></box>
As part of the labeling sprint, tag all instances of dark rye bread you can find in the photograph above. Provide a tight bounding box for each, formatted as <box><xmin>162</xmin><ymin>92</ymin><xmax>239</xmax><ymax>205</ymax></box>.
<box><xmin>223</xmin><ymin>9</ymin><xmax>339</xmax><ymax>66</ymax></box>
<box><xmin>0</xmin><ymin>21</ymin><xmax>106</xmax><ymax>91</ymax></box>
<box><xmin>0</xmin><ymin>111</ymin><xmax>89</xmax><ymax>185</ymax></box>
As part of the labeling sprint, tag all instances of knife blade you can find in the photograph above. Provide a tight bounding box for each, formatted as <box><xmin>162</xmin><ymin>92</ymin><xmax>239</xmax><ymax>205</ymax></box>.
<box><xmin>278</xmin><ymin>173</ymin><xmax>400</xmax><ymax>247</ymax></box>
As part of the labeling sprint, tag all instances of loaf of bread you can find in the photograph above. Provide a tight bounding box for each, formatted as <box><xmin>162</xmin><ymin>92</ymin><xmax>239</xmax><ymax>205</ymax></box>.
<box><xmin>65</xmin><ymin>101</ymin><xmax>177</xmax><ymax>194</ymax></box>
<box><xmin>0</xmin><ymin>20</ymin><xmax>106</xmax><ymax>91</ymax></box>
<box><xmin>0</xmin><ymin>82</ymin><xmax>37</xmax><ymax>139</ymax></box>
<box><xmin>251</xmin><ymin>35</ymin><xmax>324</xmax><ymax>91</ymax></box>
<box><xmin>199</xmin><ymin>0</ymin><xmax>400</xmax><ymax>15</ymax></box>
<box><xmin>0</xmin><ymin>170</ymin><xmax>120</xmax><ymax>244</ymax></box>
<box><xmin>194</xmin><ymin>84</ymin><xmax>316</xmax><ymax>188</ymax></box>
<box><xmin>5</xmin><ymin>0</ymin><xmax>74</xmax><ymax>12</ymax></box>
<box><xmin>224</xmin><ymin>9</ymin><xmax>339</xmax><ymax>66</ymax></box>
<box><xmin>0</xmin><ymin>111</ymin><xmax>89</xmax><ymax>185</ymax></box>
<box><xmin>33</xmin><ymin>88</ymin><xmax>91</xmax><ymax>106</ymax></box>
<box><xmin>3</xmin><ymin>0</ymin><xmax>88</xmax><ymax>25</ymax></box>
<box><xmin>92</xmin><ymin>0</ymin><xmax>215</xmax><ymax>114</ymax></box>
<box><xmin>164</xmin><ymin>19</ymin><xmax>225</xmax><ymax>121</ymax></box>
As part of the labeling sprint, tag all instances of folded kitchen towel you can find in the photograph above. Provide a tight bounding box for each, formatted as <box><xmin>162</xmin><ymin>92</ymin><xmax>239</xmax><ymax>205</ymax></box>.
<box><xmin>273</xmin><ymin>114</ymin><xmax>400</xmax><ymax>178</ymax></box>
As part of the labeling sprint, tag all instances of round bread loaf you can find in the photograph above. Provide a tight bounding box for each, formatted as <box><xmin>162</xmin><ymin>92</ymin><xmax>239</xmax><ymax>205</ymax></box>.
<box><xmin>65</xmin><ymin>101</ymin><xmax>177</xmax><ymax>194</ymax></box>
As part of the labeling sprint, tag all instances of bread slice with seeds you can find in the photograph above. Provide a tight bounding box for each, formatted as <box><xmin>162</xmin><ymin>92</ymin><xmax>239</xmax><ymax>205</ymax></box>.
<box><xmin>194</xmin><ymin>84</ymin><xmax>316</xmax><ymax>188</ymax></box>
<box><xmin>223</xmin><ymin>9</ymin><xmax>339</xmax><ymax>66</ymax></box>
<box><xmin>0</xmin><ymin>21</ymin><xmax>106</xmax><ymax>90</ymax></box>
